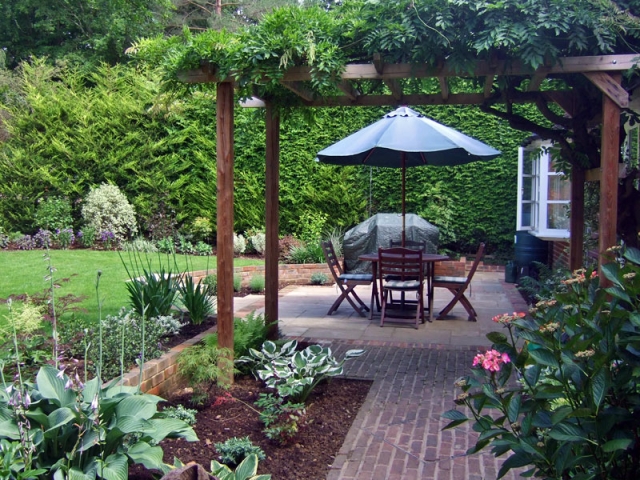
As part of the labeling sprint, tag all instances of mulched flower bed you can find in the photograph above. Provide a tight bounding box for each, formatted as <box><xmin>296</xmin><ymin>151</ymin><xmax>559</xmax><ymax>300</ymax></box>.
<box><xmin>129</xmin><ymin>376</ymin><xmax>372</xmax><ymax>479</ymax></box>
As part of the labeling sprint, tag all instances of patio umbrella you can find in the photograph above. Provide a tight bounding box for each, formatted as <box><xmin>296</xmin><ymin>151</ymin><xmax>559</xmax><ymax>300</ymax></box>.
<box><xmin>316</xmin><ymin>106</ymin><xmax>501</xmax><ymax>245</ymax></box>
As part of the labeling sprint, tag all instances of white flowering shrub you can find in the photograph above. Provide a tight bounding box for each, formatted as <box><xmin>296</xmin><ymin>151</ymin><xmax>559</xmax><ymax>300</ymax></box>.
<box><xmin>249</xmin><ymin>232</ymin><xmax>266</xmax><ymax>255</ymax></box>
<box><xmin>233</xmin><ymin>233</ymin><xmax>247</xmax><ymax>255</ymax></box>
<box><xmin>81</xmin><ymin>183</ymin><xmax>138</xmax><ymax>242</ymax></box>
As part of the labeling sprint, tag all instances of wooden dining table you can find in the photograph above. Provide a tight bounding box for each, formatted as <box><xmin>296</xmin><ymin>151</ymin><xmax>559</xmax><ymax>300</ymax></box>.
<box><xmin>358</xmin><ymin>252</ymin><xmax>449</xmax><ymax>322</ymax></box>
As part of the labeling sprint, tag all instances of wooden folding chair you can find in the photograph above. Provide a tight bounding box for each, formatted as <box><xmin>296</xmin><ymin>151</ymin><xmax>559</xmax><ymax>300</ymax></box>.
<box><xmin>321</xmin><ymin>241</ymin><xmax>373</xmax><ymax>317</ymax></box>
<box><xmin>378</xmin><ymin>247</ymin><xmax>424</xmax><ymax>329</ymax></box>
<box><xmin>433</xmin><ymin>243</ymin><xmax>485</xmax><ymax>321</ymax></box>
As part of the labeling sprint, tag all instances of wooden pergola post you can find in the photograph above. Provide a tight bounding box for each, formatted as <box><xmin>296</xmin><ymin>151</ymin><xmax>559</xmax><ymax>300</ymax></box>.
<box><xmin>569</xmin><ymin>165</ymin><xmax>585</xmax><ymax>271</ymax></box>
<box><xmin>216</xmin><ymin>81</ymin><xmax>235</xmax><ymax>383</ymax></box>
<box><xmin>265</xmin><ymin>102</ymin><xmax>280</xmax><ymax>339</ymax></box>
<box><xmin>598</xmin><ymin>73</ymin><xmax>621</xmax><ymax>283</ymax></box>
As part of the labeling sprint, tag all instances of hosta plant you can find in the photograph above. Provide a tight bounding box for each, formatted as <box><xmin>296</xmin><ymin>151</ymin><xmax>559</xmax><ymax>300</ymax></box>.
<box><xmin>442</xmin><ymin>245</ymin><xmax>640</xmax><ymax>479</ymax></box>
<box><xmin>210</xmin><ymin>454</ymin><xmax>271</xmax><ymax>480</ymax></box>
<box><xmin>242</xmin><ymin>340</ymin><xmax>364</xmax><ymax>402</ymax></box>
<box><xmin>0</xmin><ymin>366</ymin><xmax>198</xmax><ymax>480</ymax></box>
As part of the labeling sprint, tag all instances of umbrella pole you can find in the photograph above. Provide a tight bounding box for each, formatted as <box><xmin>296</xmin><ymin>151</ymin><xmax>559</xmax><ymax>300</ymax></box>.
<box><xmin>402</xmin><ymin>154</ymin><xmax>406</xmax><ymax>247</ymax></box>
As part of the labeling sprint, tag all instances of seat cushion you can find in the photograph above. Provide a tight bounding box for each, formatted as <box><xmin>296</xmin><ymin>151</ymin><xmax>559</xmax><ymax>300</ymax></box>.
<box><xmin>434</xmin><ymin>275</ymin><xmax>465</xmax><ymax>284</ymax></box>
<box><xmin>340</xmin><ymin>273</ymin><xmax>373</xmax><ymax>282</ymax></box>
<box><xmin>384</xmin><ymin>279</ymin><xmax>421</xmax><ymax>289</ymax></box>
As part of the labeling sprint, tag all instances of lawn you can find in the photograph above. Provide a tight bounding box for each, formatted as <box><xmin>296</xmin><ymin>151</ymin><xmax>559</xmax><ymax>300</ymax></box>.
<box><xmin>0</xmin><ymin>250</ymin><xmax>264</xmax><ymax>327</ymax></box>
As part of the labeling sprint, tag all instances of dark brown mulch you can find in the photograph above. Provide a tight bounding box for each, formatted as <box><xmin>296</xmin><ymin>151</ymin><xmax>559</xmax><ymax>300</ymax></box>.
<box><xmin>129</xmin><ymin>376</ymin><xmax>372</xmax><ymax>480</ymax></box>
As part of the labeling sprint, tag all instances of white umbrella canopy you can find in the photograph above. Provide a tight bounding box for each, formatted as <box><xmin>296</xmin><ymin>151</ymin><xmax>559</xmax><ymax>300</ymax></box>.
<box><xmin>316</xmin><ymin>106</ymin><xmax>501</xmax><ymax>244</ymax></box>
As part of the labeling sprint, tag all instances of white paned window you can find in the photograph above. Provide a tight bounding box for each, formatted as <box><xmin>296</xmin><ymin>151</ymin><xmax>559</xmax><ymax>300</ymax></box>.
<box><xmin>517</xmin><ymin>140</ymin><xmax>570</xmax><ymax>240</ymax></box>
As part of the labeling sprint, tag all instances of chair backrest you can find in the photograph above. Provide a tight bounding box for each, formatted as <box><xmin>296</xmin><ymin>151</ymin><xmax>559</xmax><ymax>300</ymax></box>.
<box><xmin>389</xmin><ymin>239</ymin><xmax>427</xmax><ymax>252</ymax></box>
<box><xmin>463</xmin><ymin>242</ymin><xmax>486</xmax><ymax>286</ymax></box>
<box><xmin>321</xmin><ymin>240</ymin><xmax>344</xmax><ymax>282</ymax></box>
<box><xmin>378</xmin><ymin>247</ymin><xmax>423</xmax><ymax>283</ymax></box>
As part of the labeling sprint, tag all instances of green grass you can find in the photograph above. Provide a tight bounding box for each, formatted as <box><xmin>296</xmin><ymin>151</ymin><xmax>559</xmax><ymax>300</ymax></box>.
<box><xmin>0</xmin><ymin>250</ymin><xmax>263</xmax><ymax>327</ymax></box>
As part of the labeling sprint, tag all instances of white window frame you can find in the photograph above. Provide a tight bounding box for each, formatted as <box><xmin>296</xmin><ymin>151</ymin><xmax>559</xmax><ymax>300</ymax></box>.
<box><xmin>517</xmin><ymin>140</ymin><xmax>570</xmax><ymax>241</ymax></box>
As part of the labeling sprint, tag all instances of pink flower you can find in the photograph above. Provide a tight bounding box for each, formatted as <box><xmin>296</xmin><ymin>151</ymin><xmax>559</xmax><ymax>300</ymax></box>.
<box><xmin>473</xmin><ymin>349</ymin><xmax>511</xmax><ymax>372</ymax></box>
<box><xmin>492</xmin><ymin>312</ymin><xmax>525</xmax><ymax>325</ymax></box>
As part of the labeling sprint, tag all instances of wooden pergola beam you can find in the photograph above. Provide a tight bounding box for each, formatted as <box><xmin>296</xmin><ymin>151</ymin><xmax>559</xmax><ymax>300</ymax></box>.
<box><xmin>280</xmin><ymin>81</ymin><xmax>314</xmax><ymax>102</ymax></box>
<box><xmin>337</xmin><ymin>80</ymin><xmax>360</xmax><ymax>100</ymax></box>
<box><xmin>583</xmin><ymin>72</ymin><xmax>629</xmax><ymax>108</ymax></box>
<box><xmin>528</xmin><ymin>69</ymin><xmax>549</xmax><ymax>91</ymax></box>
<box><xmin>180</xmin><ymin>54</ymin><xmax>639</xmax><ymax>85</ymax></box>
<box><xmin>265</xmin><ymin>102</ymin><xmax>280</xmax><ymax>339</ymax></box>
<box><xmin>373</xmin><ymin>52</ymin><xmax>403</xmax><ymax>101</ymax></box>
<box><xmin>483</xmin><ymin>75</ymin><xmax>494</xmax><ymax>98</ymax></box>
<box><xmin>302</xmin><ymin>90</ymin><xmax>572</xmax><ymax>107</ymax></box>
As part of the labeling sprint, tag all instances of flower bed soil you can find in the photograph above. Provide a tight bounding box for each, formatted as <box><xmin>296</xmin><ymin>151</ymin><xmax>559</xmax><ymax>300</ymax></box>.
<box><xmin>129</xmin><ymin>376</ymin><xmax>372</xmax><ymax>480</ymax></box>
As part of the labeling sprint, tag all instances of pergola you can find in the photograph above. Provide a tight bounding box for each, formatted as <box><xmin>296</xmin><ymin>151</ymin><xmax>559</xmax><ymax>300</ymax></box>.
<box><xmin>181</xmin><ymin>53</ymin><xmax>634</xmax><ymax>365</ymax></box>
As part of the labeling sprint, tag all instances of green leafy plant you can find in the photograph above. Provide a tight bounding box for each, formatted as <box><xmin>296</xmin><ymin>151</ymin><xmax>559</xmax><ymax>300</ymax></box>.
<box><xmin>442</xmin><ymin>245</ymin><xmax>640</xmax><ymax>479</ymax></box>
<box><xmin>254</xmin><ymin>394</ymin><xmax>306</xmax><ymax>445</ymax></box>
<box><xmin>77</xmin><ymin>227</ymin><xmax>96</xmax><ymax>248</ymax></box>
<box><xmin>190</xmin><ymin>217</ymin><xmax>213</xmax><ymax>243</ymax></box>
<box><xmin>34</xmin><ymin>197</ymin><xmax>73</xmax><ymax>232</ymax></box>
<box><xmin>210</xmin><ymin>454</ymin><xmax>271</xmax><ymax>480</ymax></box>
<box><xmin>0</xmin><ymin>439</ymin><xmax>46</xmax><ymax>480</ymax></box>
<box><xmin>162</xmin><ymin>405</ymin><xmax>198</xmax><ymax>427</ymax></box>
<box><xmin>53</xmin><ymin>228</ymin><xmax>75</xmax><ymax>249</ymax></box>
<box><xmin>203</xmin><ymin>274</ymin><xmax>217</xmax><ymax>296</ymax></box>
<box><xmin>156</xmin><ymin>237</ymin><xmax>176</xmax><ymax>254</ymax></box>
<box><xmin>236</xmin><ymin>339</ymin><xmax>298</xmax><ymax>379</ymax></box>
<box><xmin>214</xmin><ymin>436</ymin><xmax>265</xmax><ymax>467</ymax></box>
<box><xmin>285</xmin><ymin>241</ymin><xmax>324</xmax><ymax>264</ymax></box>
<box><xmin>248</xmin><ymin>275</ymin><xmax>265</xmax><ymax>293</ymax></box>
<box><xmin>310</xmin><ymin>272</ymin><xmax>328</xmax><ymax>285</ymax></box>
<box><xmin>177</xmin><ymin>341</ymin><xmax>233</xmax><ymax>404</ymax></box>
<box><xmin>234</xmin><ymin>274</ymin><xmax>242</xmax><ymax>292</ymax></box>
<box><xmin>241</xmin><ymin>340</ymin><xmax>364</xmax><ymax>402</ymax></box>
<box><xmin>178</xmin><ymin>275</ymin><xmax>216</xmax><ymax>325</ymax></box>
<box><xmin>195</xmin><ymin>241</ymin><xmax>212</xmax><ymax>256</ymax></box>
<box><xmin>122</xmin><ymin>261</ymin><xmax>177</xmax><ymax>319</ymax></box>
<box><xmin>0</xmin><ymin>366</ymin><xmax>198</xmax><ymax>479</ymax></box>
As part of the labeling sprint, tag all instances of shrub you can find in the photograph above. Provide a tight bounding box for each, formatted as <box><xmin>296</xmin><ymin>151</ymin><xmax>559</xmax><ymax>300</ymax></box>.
<box><xmin>177</xmin><ymin>234</ymin><xmax>195</xmax><ymax>254</ymax></box>
<box><xmin>233</xmin><ymin>233</ymin><xmax>246</xmax><ymax>255</ymax></box>
<box><xmin>214</xmin><ymin>436</ymin><xmax>265</xmax><ymax>467</ymax></box>
<box><xmin>310</xmin><ymin>272</ymin><xmax>328</xmax><ymax>285</ymax></box>
<box><xmin>278</xmin><ymin>235</ymin><xmax>303</xmax><ymax>261</ymax></box>
<box><xmin>248</xmin><ymin>275</ymin><xmax>265</xmax><ymax>293</ymax></box>
<box><xmin>81</xmin><ymin>183</ymin><xmax>137</xmax><ymax>242</ymax></box>
<box><xmin>295</xmin><ymin>211</ymin><xmax>327</xmax><ymax>244</ymax></box>
<box><xmin>234</xmin><ymin>274</ymin><xmax>242</xmax><ymax>292</ymax></box>
<box><xmin>190</xmin><ymin>216</ymin><xmax>212</xmax><ymax>242</ymax></box>
<box><xmin>286</xmin><ymin>241</ymin><xmax>324</xmax><ymax>264</ymax></box>
<box><xmin>442</xmin><ymin>245</ymin><xmax>640</xmax><ymax>479</ymax></box>
<box><xmin>0</xmin><ymin>229</ymin><xmax>7</xmax><ymax>249</ymax></box>
<box><xmin>248</xmin><ymin>231</ymin><xmax>266</xmax><ymax>255</ymax></box>
<box><xmin>195</xmin><ymin>241</ymin><xmax>212</xmax><ymax>256</ymax></box>
<box><xmin>34</xmin><ymin>196</ymin><xmax>73</xmax><ymax>231</ymax></box>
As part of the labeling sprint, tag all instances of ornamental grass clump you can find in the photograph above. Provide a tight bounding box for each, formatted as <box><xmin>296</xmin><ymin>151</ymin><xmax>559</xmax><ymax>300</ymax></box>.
<box><xmin>443</xmin><ymin>245</ymin><xmax>640</xmax><ymax>479</ymax></box>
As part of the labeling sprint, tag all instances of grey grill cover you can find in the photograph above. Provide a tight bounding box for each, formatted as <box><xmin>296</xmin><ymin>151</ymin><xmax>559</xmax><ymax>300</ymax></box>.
<box><xmin>343</xmin><ymin>213</ymin><xmax>439</xmax><ymax>274</ymax></box>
